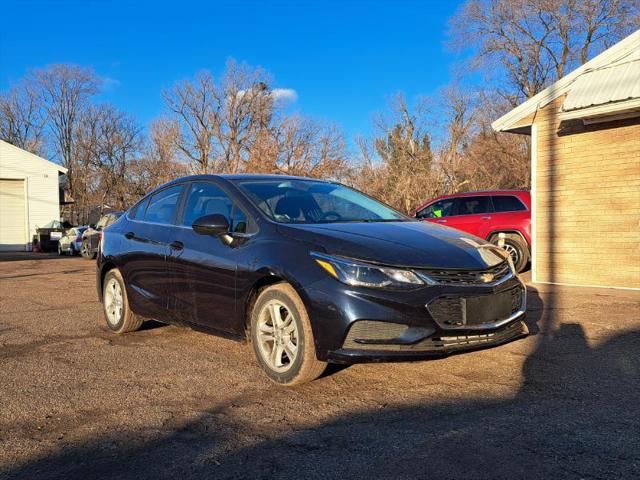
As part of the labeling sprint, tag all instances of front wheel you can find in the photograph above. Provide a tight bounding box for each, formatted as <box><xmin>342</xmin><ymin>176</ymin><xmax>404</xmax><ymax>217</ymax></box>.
<box><xmin>494</xmin><ymin>235</ymin><xmax>529</xmax><ymax>273</ymax></box>
<box><xmin>102</xmin><ymin>269</ymin><xmax>143</xmax><ymax>334</ymax></box>
<box><xmin>250</xmin><ymin>283</ymin><xmax>326</xmax><ymax>386</ymax></box>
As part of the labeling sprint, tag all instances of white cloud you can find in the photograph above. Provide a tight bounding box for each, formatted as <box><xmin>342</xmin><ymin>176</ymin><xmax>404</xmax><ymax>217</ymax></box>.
<box><xmin>271</xmin><ymin>88</ymin><xmax>298</xmax><ymax>103</ymax></box>
<box><xmin>234</xmin><ymin>87</ymin><xmax>298</xmax><ymax>105</ymax></box>
<box><xmin>100</xmin><ymin>76</ymin><xmax>121</xmax><ymax>91</ymax></box>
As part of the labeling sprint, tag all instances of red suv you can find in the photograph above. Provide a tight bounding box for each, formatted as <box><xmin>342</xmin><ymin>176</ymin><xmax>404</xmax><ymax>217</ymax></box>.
<box><xmin>412</xmin><ymin>190</ymin><xmax>531</xmax><ymax>272</ymax></box>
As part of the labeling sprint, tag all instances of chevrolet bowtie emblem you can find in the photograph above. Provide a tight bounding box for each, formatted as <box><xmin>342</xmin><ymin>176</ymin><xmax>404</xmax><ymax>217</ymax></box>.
<box><xmin>480</xmin><ymin>273</ymin><xmax>495</xmax><ymax>283</ymax></box>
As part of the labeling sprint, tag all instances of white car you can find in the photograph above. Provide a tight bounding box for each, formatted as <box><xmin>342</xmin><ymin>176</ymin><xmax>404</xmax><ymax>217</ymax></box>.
<box><xmin>58</xmin><ymin>226</ymin><xmax>88</xmax><ymax>255</ymax></box>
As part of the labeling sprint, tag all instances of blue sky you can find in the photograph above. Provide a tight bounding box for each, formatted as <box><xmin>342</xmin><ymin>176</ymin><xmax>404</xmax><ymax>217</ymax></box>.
<box><xmin>0</xmin><ymin>0</ymin><xmax>465</xmax><ymax>140</ymax></box>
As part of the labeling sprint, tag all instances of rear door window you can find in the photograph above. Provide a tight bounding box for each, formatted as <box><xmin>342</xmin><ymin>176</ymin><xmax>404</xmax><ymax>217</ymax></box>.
<box><xmin>129</xmin><ymin>199</ymin><xmax>149</xmax><ymax>220</ymax></box>
<box><xmin>143</xmin><ymin>185</ymin><xmax>184</xmax><ymax>225</ymax></box>
<box><xmin>454</xmin><ymin>196</ymin><xmax>493</xmax><ymax>216</ymax></box>
<box><xmin>416</xmin><ymin>199</ymin><xmax>456</xmax><ymax>219</ymax></box>
<box><xmin>492</xmin><ymin>195</ymin><xmax>527</xmax><ymax>212</ymax></box>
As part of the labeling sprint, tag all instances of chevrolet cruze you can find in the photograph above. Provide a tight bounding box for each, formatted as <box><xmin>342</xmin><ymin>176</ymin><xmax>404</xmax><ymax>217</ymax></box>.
<box><xmin>97</xmin><ymin>175</ymin><xmax>528</xmax><ymax>385</ymax></box>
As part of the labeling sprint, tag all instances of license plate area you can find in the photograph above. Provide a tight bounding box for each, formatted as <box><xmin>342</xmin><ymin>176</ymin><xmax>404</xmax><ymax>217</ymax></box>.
<box><xmin>427</xmin><ymin>287</ymin><xmax>522</xmax><ymax>328</ymax></box>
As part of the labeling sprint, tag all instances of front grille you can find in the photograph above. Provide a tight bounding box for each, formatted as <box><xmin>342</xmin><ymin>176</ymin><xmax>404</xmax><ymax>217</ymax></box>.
<box><xmin>427</xmin><ymin>287</ymin><xmax>523</xmax><ymax>328</ymax></box>
<box><xmin>342</xmin><ymin>319</ymin><xmax>525</xmax><ymax>352</ymax></box>
<box><xmin>419</xmin><ymin>261</ymin><xmax>511</xmax><ymax>285</ymax></box>
<box><xmin>342</xmin><ymin>321</ymin><xmax>408</xmax><ymax>348</ymax></box>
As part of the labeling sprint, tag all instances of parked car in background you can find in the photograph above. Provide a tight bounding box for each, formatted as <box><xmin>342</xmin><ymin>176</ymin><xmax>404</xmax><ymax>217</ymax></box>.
<box><xmin>412</xmin><ymin>190</ymin><xmax>531</xmax><ymax>272</ymax></box>
<box><xmin>97</xmin><ymin>175</ymin><xmax>527</xmax><ymax>386</ymax></box>
<box><xmin>81</xmin><ymin>211</ymin><xmax>123</xmax><ymax>259</ymax></box>
<box><xmin>58</xmin><ymin>226</ymin><xmax>88</xmax><ymax>255</ymax></box>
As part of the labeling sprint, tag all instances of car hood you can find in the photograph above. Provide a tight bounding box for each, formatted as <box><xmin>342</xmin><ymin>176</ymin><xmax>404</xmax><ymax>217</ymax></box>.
<box><xmin>277</xmin><ymin>221</ymin><xmax>505</xmax><ymax>270</ymax></box>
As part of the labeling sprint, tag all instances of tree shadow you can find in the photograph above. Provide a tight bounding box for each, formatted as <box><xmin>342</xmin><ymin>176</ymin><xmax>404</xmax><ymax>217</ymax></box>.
<box><xmin>3</xmin><ymin>285</ymin><xmax>639</xmax><ymax>480</ymax></box>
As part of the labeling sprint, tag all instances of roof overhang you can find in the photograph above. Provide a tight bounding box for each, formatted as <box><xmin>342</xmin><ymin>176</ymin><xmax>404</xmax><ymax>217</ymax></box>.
<box><xmin>557</xmin><ymin>98</ymin><xmax>640</xmax><ymax>123</ymax></box>
<box><xmin>492</xmin><ymin>29</ymin><xmax>640</xmax><ymax>133</ymax></box>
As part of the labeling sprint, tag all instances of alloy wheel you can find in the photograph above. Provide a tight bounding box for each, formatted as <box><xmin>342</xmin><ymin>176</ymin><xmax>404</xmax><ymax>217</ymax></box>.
<box><xmin>104</xmin><ymin>278</ymin><xmax>124</xmax><ymax>326</ymax></box>
<box><xmin>256</xmin><ymin>300</ymin><xmax>299</xmax><ymax>373</ymax></box>
<box><xmin>502</xmin><ymin>243</ymin><xmax>520</xmax><ymax>266</ymax></box>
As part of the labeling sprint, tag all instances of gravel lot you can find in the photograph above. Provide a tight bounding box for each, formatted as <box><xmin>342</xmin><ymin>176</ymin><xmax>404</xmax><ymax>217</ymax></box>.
<box><xmin>1</xmin><ymin>254</ymin><xmax>639</xmax><ymax>479</ymax></box>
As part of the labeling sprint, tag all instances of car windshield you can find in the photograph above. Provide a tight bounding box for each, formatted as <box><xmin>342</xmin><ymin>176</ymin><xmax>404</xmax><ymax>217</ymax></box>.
<box><xmin>236</xmin><ymin>179</ymin><xmax>408</xmax><ymax>224</ymax></box>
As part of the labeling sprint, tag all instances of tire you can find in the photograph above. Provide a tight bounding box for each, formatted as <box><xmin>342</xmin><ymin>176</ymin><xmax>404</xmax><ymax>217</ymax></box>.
<box><xmin>80</xmin><ymin>239</ymin><xmax>94</xmax><ymax>259</ymax></box>
<box><xmin>250</xmin><ymin>283</ymin><xmax>326</xmax><ymax>386</ymax></box>
<box><xmin>492</xmin><ymin>234</ymin><xmax>529</xmax><ymax>273</ymax></box>
<box><xmin>102</xmin><ymin>269</ymin><xmax>143</xmax><ymax>334</ymax></box>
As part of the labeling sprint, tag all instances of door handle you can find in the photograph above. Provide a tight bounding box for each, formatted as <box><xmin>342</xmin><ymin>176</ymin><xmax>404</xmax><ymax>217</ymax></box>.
<box><xmin>437</xmin><ymin>219</ymin><xmax>447</xmax><ymax>223</ymax></box>
<box><xmin>125</xmin><ymin>231</ymin><xmax>135</xmax><ymax>240</ymax></box>
<box><xmin>169</xmin><ymin>240</ymin><xmax>184</xmax><ymax>251</ymax></box>
<box><xmin>481</xmin><ymin>216</ymin><xmax>492</xmax><ymax>220</ymax></box>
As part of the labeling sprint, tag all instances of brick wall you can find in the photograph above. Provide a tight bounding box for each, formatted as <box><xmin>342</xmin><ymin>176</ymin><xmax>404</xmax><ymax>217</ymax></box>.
<box><xmin>534</xmin><ymin>97</ymin><xmax>640</xmax><ymax>288</ymax></box>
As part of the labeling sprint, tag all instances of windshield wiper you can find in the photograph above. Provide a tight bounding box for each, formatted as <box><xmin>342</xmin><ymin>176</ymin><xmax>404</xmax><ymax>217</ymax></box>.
<box><xmin>349</xmin><ymin>218</ymin><xmax>406</xmax><ymax>223</ymax></box>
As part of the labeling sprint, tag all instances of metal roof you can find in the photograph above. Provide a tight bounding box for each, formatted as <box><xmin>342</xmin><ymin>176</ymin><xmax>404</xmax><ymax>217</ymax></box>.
<box><xmin>492</xmin><ymin>29</ymin><xmax>640</xmax><ymax>132</ymax></box>
<box><xmin>562</xmin><ymin>50</ymin><xmax>640</xmax><ymax>112</ymax></box>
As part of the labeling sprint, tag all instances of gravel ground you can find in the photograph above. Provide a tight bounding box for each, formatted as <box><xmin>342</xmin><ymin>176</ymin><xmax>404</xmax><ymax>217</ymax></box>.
<box><xmin>0</xmin><ymin>254</ymin><xmax>639</xmax><ymax>479</ymax></box>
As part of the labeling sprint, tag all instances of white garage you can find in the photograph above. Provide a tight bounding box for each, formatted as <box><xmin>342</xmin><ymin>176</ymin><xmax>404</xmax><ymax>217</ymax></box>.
<box><xmin>0</xmin><ymin>140</ymin><xmax>67</xmax><ymax>251</ymax></box>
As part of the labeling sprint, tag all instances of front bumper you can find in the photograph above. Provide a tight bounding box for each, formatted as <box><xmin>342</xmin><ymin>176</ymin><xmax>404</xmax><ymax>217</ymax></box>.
<box><xmin>327</xmin><ymin>318</ymin><xmax>528</xmax><ymax>363</ymax></box>
<box><xmin>302</xmin><ymin>272</ymin><xmax>528</xmax><ymax>363</ymax></box>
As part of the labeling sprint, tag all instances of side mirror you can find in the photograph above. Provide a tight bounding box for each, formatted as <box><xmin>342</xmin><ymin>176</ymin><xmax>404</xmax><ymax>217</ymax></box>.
<box><xmin>192</xmin><ymin>214</ymin><xmax>229</xmax><ymax>236</ymax></box>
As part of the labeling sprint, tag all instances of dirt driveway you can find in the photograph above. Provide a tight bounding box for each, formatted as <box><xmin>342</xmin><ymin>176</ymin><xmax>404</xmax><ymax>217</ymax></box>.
<box><xmin>1</xmin><ymin>255</ymin><xmax>639</xmax><ymax>479</ymax></box>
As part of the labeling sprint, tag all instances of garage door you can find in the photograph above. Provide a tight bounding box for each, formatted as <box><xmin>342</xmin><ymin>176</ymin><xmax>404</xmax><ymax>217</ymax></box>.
<box><xmin>0</xmin><ymin>179</ymin><xmax>26</xmax><ymax>251</ymax></box>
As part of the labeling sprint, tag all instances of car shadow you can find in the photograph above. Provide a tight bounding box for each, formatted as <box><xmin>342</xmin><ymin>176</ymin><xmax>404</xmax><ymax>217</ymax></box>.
<box><xmin>0</xmin><ymin>253</ymin><xmax>74</xmax><ymax>263</ymax></box>
<box><xmin>138</xmin><ymin>319</ymin><xmax>169</xmax><ymax>331</ymax></box>
<box><xmin>4</xmin><ymin>285</ymin><xmax>639</xmax><ymax>480</ymax></box>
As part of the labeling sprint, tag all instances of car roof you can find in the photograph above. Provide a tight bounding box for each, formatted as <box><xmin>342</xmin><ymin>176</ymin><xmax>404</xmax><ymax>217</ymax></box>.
<box><xmin>431</xmin><ymin>189</ymin><xmax>529</xmax><ymax>200</ymax></box>
<box><xmin>165</xmin><ymin>173</ymin><xmax>331</xmax><ymax>184</ymax></box>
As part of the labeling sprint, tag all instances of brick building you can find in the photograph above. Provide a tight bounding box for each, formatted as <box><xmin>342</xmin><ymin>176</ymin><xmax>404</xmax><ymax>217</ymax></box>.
<box><xmin>493</xmin><ymin>30</ymin><xmax>640</xmax><ymax>289</ymax></box>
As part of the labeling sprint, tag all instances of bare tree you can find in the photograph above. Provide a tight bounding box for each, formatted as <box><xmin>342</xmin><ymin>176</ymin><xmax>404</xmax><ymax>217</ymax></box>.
<box><xmin>75</xmin><ymin>104</ymin><xmax>143</xmax><ymax>212</ymax></box>
<box><xmin>129</xmin><ymin>117</ymin><xmax>188</xmax><ymax>196</ymax></box>
<box><xmin>456</xmin><ymin>91</ymin><xmax>530</xmax><ymax>190</ymax></box>
<box><xmin>0</xmin><ymin>81</ymin><xmax>45</xmax><ymax>154</ymax></box>
<box><xmin>355</xmin><ymin>94</ymin><xmax>439</xmax><ymax>213</ymax></box>
<box><xmin>436</xmin><ymin>85</ymin><xmax>479</xmax><ymax>193</ymax></box>
<box><xmin>220</xmin><ymin>61</ymin><xmax>275</xmax><ymax>173</ymax></box>
<box><xmin>269</xmin><ymin>116</ymin><xmax>348</xmax><ymax>178</ymax></box>
<box><xmin>149</xmin><ymin>117</ymin><xmax>181</xmax><ymax>166</ymax></box>
<box><xmin>449</xmin><ymin>0</ymin><xmax>639</xmax><ymax>103</ymax></box>
<box><xmin>30</xmin><ymin>64</ymin><xmax>101</xmax><ymax>215</ymax></box>
<box><xmin>162</xmin><ymin>70</ymin><xmax>218</xmax><ymax>173</ymax></box>
<box><xmin>163</xmin><ymin>60</ymin><xmax>275</xmax><ymax>174</ymax></box>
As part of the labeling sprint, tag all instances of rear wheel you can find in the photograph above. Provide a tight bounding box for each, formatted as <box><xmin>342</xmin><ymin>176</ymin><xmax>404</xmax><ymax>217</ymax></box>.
<box><xmin>250</xmin><ymin>283</ymin><xmax>326</xmax><ymax>386</ymax></box>
<box><xmin>102</xmin><ymin>269</ymin><xmax>143</xmax><ymax>334</ymax></box>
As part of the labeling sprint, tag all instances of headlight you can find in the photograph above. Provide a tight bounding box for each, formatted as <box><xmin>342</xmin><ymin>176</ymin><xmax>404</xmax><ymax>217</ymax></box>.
<box><xmin>311</xmin><ymin>252</ymin><xmax>425</xmax><ymax>290</ymax></box>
